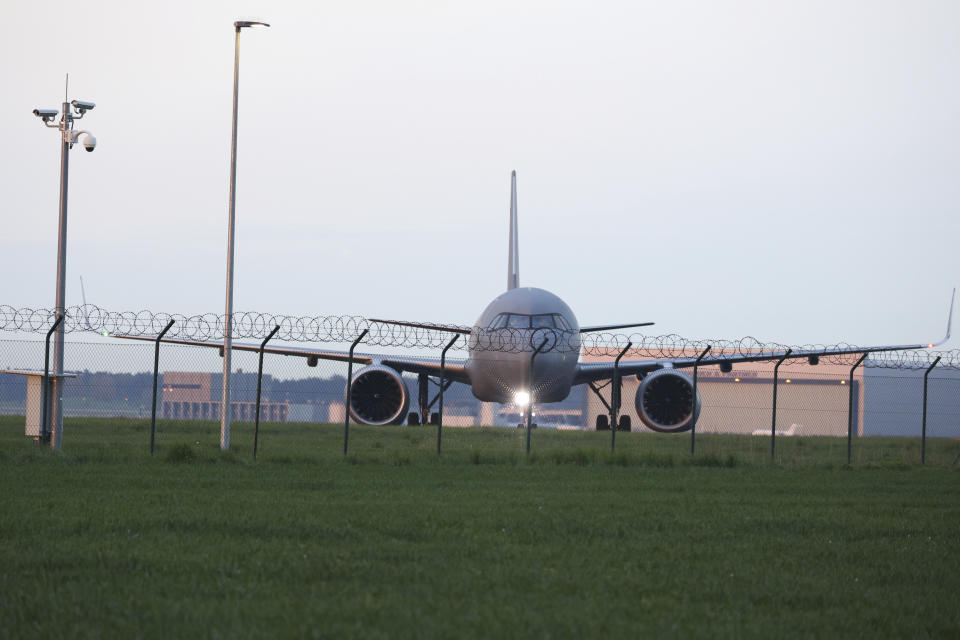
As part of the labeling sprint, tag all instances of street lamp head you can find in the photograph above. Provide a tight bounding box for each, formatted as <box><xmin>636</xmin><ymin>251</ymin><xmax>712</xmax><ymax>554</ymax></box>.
<box><xmin>71</xmin><ymin>100</ymin><xmax>95</xmax><ymax>114</ymax></box>
<box><xmin>234</xmin><ymin>20</ymin><xmax>270</xmax><ymax>29</ymax></box>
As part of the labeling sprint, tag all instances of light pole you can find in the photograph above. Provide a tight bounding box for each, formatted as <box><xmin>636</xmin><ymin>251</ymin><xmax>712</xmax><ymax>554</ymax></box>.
<box><xmin>33</xmin><ymin>97</ymin><xmax>98</xmax><ymax>449</ymax></box>
<box><xmin>222</xmin><ymin>19</ymin><xmax>269</xmax><ymax>450</ymax></box>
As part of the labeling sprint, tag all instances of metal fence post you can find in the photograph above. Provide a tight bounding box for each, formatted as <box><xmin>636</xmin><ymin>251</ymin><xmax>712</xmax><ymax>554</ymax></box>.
<box><xmin>253</xmin><ymin>324</ymin><xmax>281</xmax><ymax>459</ymax></box>
<box><xmin>690</xmin><ymin>345</ymin><xmax>711</xmax><ymax>456</ymax></box>
<box><xmin>150</xmin><ymin>320</ymin><xmax>176</xmax><ymax>455</ymax></box>
<box><xmin>343</xmin><ymin>328</ymin><xmax>369</xmax><ymax>457</ymax></box>
<box><xmin>610</xmin><ymin>342</ymin><xmax>632</xmax><ymax>453</ymax></box>
<box><xmin>41</xmin><ymin>313</ymin><xmax>64</xmax><ymax>445</ymax></box>
<box><xmin>770</xmin><ymin>349</ymin><xmax>792</xmax><ymax>459</ymax></box>
<box><xmin>847</xmin><ymin>352</ymin><xmax>868</xmax><ymax>465</ymax></box>
<box><xmin>437</xmin><ymin>334</ymin><xmax>460</xmax><ymax>456</ymax></box>
<box><xmin>526</xmin><ymin>338</ymin><xmax>549</xmax><ymax>456</ymax></box>
<box><xmin>921</xmin><ymin>356</ymin><xmax>941</xmax><ymax>465</ymax></box>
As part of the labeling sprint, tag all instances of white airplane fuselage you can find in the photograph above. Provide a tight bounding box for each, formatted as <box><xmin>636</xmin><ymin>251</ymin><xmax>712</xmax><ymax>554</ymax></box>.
<box><xmin>466</xmin><ymin>287</ymin><xmax>581</xmax><ymax>404</ymax></box>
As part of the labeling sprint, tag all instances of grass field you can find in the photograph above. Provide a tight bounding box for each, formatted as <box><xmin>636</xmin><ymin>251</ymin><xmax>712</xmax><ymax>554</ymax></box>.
<box><xmin>1</xmin><ymin>417</ymin><xmax>958</xmax><ymax>638</ymax></box>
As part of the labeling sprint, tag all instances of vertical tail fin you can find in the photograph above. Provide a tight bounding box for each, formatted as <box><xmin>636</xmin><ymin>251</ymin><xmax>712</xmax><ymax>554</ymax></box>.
<box><xmin>79</xmin><ymin>276</ymin><xmax>92</xmax><ymax>331</ymax></box>
<box><xmin>507</xmin><ymin>170</ymin><xmax>519</xmax><ymax>290</ymax></box>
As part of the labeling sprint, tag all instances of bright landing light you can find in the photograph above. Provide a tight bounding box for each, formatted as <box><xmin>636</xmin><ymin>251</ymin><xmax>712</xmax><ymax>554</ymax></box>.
<box><xmin>514</xmin><ymin>391</ymin><xmax>530</xmax><ymax>406</ymax></box>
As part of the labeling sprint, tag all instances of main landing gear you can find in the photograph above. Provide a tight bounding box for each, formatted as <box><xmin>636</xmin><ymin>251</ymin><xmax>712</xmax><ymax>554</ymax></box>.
<box><xmin>408</xmin><ymin>373</ymin><xmax>450</xmax><ymax>426</ymax></box>
<box><xmin>595</xmin><ymin>415</ymin><xmax>632</xmax><ymax>431</ymax></box>
<box><xmin>588</xmin><ymin>380</ymin><xmax>632</xmax><ymax>431</ymax></box>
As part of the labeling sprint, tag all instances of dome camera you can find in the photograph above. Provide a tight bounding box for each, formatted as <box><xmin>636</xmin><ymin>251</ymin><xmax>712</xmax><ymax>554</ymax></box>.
<box><xmin>81</xmin><ymin>133</ymin><xmax>97</xmax><ymax>152</ymax></box>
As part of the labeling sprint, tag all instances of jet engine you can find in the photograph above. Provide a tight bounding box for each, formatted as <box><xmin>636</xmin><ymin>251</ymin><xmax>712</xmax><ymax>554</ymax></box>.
<box><xmin>348</xmin><ymin>365</ymin><xmax>410</xmax><ymax>425</ymax></box>
<box><xmin>635</xmin><ymin>368</ymin><xmax>701</xmax><ymax>433</ymax></box>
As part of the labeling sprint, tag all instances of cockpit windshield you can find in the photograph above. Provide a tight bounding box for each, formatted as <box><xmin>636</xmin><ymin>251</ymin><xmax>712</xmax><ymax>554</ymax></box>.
<box><xmin>487</xmin><ymin>313</ymin><xmax>573</xmax><ymax>331</ymax></box>
<box><xmin>508</xmin><ymin>315</ymin><xmax>529</xmax><ymax>329</ymax></box>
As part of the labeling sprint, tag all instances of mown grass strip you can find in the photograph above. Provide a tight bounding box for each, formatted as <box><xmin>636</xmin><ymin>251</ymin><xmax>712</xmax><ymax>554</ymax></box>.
<box><xmin>1</xmin><ymin>418</ymin><xmax>958</xmax><ymax>638</ymax></box>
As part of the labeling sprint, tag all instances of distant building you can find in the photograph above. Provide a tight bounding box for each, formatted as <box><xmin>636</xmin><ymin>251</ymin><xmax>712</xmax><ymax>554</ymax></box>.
<box><xmin>863</xmin><ymin>364</ymin><xmax>960</xmax><ymax>437</ymax></box>
<box><xmin>161</xmin><ymin>371</ymin><xmax>288</xmax><ymax>422</ymax></box>
<box><xmin>579</xmin><ymin>350</ymin><xmax>861</xmax><ymax>436</ymax></box>
<box><xmin>154</xmin><ymin>362</ymin><xmax>959</xmax><ymax>437</ymax></box>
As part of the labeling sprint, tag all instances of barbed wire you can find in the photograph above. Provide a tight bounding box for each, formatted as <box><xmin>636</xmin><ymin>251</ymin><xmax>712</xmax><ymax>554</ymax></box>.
<box><xmin>1</xmin><ymin>304</ymin><xmax>957</xmax><ymax>369</ymax></box>
<box><xmin>579</xmin><ymin>333</ymin><xmax>960</xmax><ymax>369</ymax></box>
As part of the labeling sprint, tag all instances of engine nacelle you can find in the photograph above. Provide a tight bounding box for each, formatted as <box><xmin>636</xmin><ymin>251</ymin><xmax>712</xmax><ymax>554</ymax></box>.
<box><xmin>635</xmin><ymin>368</ymin><xmax>702</xmax><ymax>433</ymax></box>
<box><xmin>348</xmin><ymin>365</ymin><xmax>410</xmax><ymax>425</ymax></box>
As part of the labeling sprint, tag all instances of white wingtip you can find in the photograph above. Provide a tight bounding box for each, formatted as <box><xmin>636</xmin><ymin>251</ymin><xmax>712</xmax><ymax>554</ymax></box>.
<box><xmin>507</xmin><ymin>171</ymin><xmax>519</xmax><ymax>291</ymax></box>
<box><xmin>928</xmin><ymin>287</ymin><xmax>955</xmax><ymax>348</ymax></box>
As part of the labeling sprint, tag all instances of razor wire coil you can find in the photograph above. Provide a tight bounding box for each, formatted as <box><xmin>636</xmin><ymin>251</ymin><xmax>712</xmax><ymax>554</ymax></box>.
<box><xmin>1</xmin><ymin>304</ymin><xmax>956</xmax><ymax>369</ymax></box>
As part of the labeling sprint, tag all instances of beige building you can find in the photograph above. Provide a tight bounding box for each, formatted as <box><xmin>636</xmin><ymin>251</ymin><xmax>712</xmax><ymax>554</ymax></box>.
<box><xmin>161</xmin><ymin>371</ymin><xmax>289</xmax><ymax>422</ymax></box>
<box><xmin>580</xmin><ymin>350</ymin><xmax>863</xmax><ymax>436</ymax></box>
<box><xmin>158</xmin><ymin>357</ymin><xmax>871</xmax><ymax>435</ymax></box>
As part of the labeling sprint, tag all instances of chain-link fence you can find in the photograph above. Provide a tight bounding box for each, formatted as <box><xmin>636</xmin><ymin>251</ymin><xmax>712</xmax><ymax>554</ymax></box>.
<box><xmin>2</xmin><ymin>333</ymin><xmax>958</xmax><ymax>464</ymax></box>
<box><xmin>3</xmin><ymin>304</ymin><xmax>958</xmax><ymax>366</ymax></box>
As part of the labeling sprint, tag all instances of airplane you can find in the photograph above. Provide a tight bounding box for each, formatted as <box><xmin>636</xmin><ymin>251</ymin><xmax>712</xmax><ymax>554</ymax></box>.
<box><xmin>113</xmin><ymin>171</ymin><xmax>955</xmax><ymax>432</ymax></box>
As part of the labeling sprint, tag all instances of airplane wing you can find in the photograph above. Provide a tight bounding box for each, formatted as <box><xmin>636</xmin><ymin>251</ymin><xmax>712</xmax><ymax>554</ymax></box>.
<box><xmin>368</xmin><ymin>319</ymin><xmax>472</xmax><ymax>335</ymax></box>
<box><xmin>574</xmin><ymin>342</ymin><xmax>933</xmax><ymax>385</ymax></box>
<box><xmin>580</xmin><ymin>322</ymin><xmax>654</xmax><ymax>333</ymax></box>
<box><xmin>576</xmin><ymin>289</ymin><xmax>955</xmax><ymax>384</ymax></box>
<box><xmin>109</xmin><ymin>334</ymin><xmax>471</xmax><ymax>384</ymax></box>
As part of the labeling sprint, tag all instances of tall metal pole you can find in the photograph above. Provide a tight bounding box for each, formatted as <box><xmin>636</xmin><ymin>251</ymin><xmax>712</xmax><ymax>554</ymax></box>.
<box><xmin>221</xmin><ymin>20</ymin><xmax>269</xmax><ymax>450</ymax></box>
<box><xmin>34</xmin><ymin>85</ymin><xmax>97</xmax><ymax>449</ymax></box>
<box><xmin>50</xmin><ymin>101</ymin><xmax>71</xmax><ymax>450</ymax></box>
<box><xmin>221</xmin><ymin>26</ymin><xmax>243</xmax><ymax>451</ymax></box>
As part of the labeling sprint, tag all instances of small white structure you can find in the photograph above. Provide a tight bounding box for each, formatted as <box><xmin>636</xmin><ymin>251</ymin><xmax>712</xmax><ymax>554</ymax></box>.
<box><xmin>1</xmin><ymin>369</ymin><xmax>77</xmax><ymax>438</ymax></box>
<box><xmin>752</xmin><ymin>423</ymin><xmax>802</xmax><ymax>437</ymax></box>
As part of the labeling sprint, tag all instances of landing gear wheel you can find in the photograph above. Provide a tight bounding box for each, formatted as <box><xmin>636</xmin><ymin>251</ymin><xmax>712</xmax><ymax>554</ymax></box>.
<box><xmin>430</xmin><ymin>412</ymin><xmax>440</xmax><ymax>426</ymax></box>
<box><xmin>618</xmin><ymin>415</ymin><xmax>632</xmax><ymax>432</ymax></box>
<box><xmin>596</xmin><ymin>415</ymin><xmax>609</xmax><ymax>431</ymax></box>
<box><xmin>407</xmin><ymin>412</ymin><xmax>420</xmax><ymax>426</ymax></box>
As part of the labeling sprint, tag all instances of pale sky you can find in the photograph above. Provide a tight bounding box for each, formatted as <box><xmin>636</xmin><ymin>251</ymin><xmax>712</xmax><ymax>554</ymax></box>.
<box><xmin>3</xmin><ymin>0</ymin><xmax>958</xmax><ymax>349</ymax></box>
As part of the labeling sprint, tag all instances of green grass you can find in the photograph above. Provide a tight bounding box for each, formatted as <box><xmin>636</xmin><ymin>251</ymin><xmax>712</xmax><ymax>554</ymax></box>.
<box><xmin>1</xmin><ymin>417</ymin><xmax>958</xmax><ymax>638</ymax></box>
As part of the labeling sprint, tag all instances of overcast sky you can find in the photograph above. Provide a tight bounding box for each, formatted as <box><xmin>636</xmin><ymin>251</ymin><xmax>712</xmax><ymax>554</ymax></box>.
<box><xmin>3</xmin><ymin>0</ymin><xmax>958</xmax><ymax>349</ymax></box>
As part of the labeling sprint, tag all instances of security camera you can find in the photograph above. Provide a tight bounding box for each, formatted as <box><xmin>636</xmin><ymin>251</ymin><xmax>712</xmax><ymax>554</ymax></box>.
<box><xmin>71</xmin><ymin>100</ymin><xmax>96</xmax><ymax>112</ymax></box>
<box><xmin>81</xmin><ymin>132</ymin><xmax>97</xmax><ymax>152</ymax></box>
<box><xmin>33</xmin><ymin>108</ymin><xmax>58</xmax><ymax>119</ymax></box>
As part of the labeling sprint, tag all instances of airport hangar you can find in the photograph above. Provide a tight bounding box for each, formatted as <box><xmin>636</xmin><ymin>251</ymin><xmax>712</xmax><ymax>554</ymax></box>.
<box><xmin>157</xmin><ymin>355</ymin><xmax>960</xmax><ymax>437</ymax></box>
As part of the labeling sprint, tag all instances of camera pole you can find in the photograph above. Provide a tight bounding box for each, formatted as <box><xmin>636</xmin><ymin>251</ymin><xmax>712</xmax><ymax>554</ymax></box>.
<box><xmin>33</xmin><ymin>78</ymin><xmax>97</xmax><ymax>449</ymax></box>
<box><xmin>49</xmin><ymin>99</ymin><xmax>71</xmax><ymax>450</ymax></box>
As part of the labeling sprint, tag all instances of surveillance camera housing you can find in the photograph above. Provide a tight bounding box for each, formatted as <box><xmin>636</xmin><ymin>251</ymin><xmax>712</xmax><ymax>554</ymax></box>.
<box><xmin>71</xmin><ymin>100</ymin><xmax>95</xmax><ymax>112</ymax></box>
<box><xmin>33</xmin><ymin>108</ymin><xmax>58</xmax><ymax>119</ymax></box>
<box><xmin>81</xmin><ymin>133</ymin><xmax>97</xmax><ymax>152</ymax></box>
